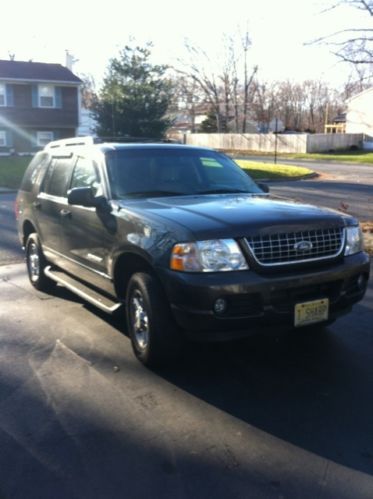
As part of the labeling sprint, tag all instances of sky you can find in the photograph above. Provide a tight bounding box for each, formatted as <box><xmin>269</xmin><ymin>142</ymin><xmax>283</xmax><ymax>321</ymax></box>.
<box><xmin>0</xmin><ymin>0</ymin><xmax>370</xmax><ymax>89</ymax></box>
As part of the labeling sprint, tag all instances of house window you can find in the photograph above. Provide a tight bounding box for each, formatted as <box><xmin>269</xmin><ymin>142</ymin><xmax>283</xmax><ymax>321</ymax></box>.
<box><xmin>38</xmin><ymin>85</ymin><xmax>55</xmax><ymax>108</ymax></box>
<box><xmin>0</xmin><ymin>84</ymin><xmax>5</xmax><ymax>106</ymax></box>
<box><xmin>37</xmin><ymin>131</ymin><xmax>54</xmax><ymax>147</ymax></box>
<box><xmin>0</xmin><ymin>131</ymin><xmax>6</xmax><ymax>146</ymax></box>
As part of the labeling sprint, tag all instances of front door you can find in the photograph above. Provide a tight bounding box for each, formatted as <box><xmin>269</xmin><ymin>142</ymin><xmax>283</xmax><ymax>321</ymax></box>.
<box><xmin>59</xmin><ymin>155</ymin><xmax>117</xmax><ymax>294</ymax></box>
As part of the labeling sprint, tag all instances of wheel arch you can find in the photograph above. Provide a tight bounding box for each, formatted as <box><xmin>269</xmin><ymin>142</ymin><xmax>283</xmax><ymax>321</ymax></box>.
<box><xmin>22</xmin><ymin>220</ymin><xmax>37</xmax><ymax>247</ymax></box>
<box><xmin>113</xmin><ymin>252</ymin><xmax>158</xmax><ymax>299</ymax></box>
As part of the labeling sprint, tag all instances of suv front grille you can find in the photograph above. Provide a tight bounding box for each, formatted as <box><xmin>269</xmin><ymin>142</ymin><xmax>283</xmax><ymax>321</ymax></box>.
<box><xmin>246</xmin><ymin>227</ymin><xmax>345</xmax><ymax>266</ymax></box>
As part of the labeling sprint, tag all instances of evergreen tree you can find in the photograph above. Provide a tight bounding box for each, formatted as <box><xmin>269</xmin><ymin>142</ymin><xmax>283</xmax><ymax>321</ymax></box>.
<box><xmin>94</xmin><ymin>44</ymin><xmax>173</xmax><ymax>138</ymax></box>
<box><xmin>199</xmin><ymin>112</ymin><xmax>218</xmax><ymax>133</ymax></box>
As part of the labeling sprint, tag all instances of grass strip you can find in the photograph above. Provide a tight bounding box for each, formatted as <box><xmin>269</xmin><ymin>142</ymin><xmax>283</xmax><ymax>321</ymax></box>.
<box><xmin>0</xmin><ymin>157</ymin><xmax>30</xmax><ymax>189</ymax></box>
<box><xmin>235</xmin><ymin>159</ymin><xmax>314</xmax><ymax>180</ymax></box>
<box><xmin>286</xmin><ymin>152</ymin><xmax>373</xmax><ymax>164</ymax></box>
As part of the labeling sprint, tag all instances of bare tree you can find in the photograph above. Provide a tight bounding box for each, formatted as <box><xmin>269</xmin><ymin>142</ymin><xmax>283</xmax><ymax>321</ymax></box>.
<box><xmin>241</xmin><ymin>32</ymin><xmax>258</xmax><ymax>132</ymax></box>
<box><xmin>251</xmin><ymin>79</ymin><xmax>342</xmax><ymax>133</ymax></box>
<box><xmin>251</xmin><ymin>81</ymin><xmax>279</xmax><ymax>130</ymax></box>
<box><xmin>313</xmin><ymin>1</ymin><xmax>373</xmax><ymax>65</ymax></box>
<box><xmin>176</xmin><ymin>30</ymin><xmax>257</xmax><ymax>133</ymax></box>
<box><xmin>79</xmin><ymin>73</ymin><xmax>97</xmax><ymax>108</ymax></box>
<box><xmin>177</xmin><ymin>41</ymin><xmax>223</xmax><ymax>130</ymax></box>
<box><xmin>168</xmin><ymin>76</ymin><xmax>205</xmax><ymax>133</ymax></box>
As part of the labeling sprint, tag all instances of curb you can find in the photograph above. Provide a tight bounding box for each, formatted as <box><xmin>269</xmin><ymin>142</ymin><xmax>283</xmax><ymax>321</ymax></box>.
<box><xmin>257</xmin><ymin>172</ymin><xmax>319</xmax><ymax>183</ymax></box>
<box><xmin>244</xmin><ymin>172</ymin><xmax>319</xmax><ymax>183</ymax></box>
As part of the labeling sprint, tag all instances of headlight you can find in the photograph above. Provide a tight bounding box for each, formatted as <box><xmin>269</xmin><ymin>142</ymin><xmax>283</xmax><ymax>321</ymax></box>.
<box><xmin>344</xmin><ymin>226</ymin><xmax>363</xmax><ymax>256</ymax></box>
<box><xmin>170</xmin><ymin>239</ymin><xmax>249</xmax><ymax>272</ymax></box>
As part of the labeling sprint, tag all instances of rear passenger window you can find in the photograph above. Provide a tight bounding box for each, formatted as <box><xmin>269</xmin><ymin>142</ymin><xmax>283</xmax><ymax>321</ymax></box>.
<box><xmin>41</xmin><ymin>157</ymin><xmax>74</xmax><ymax>197</ymax></box>
<box><xmin>20</xmin><ymin>153</ymin><xmax>49</xmax><ymax>192</ymax></box>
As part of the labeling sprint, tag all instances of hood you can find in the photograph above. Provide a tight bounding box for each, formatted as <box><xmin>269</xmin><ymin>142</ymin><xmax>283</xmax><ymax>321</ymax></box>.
<box><xmin>119</xmin><ymin>193</ymin><xmax>353</xmax><ymax>240</ymax></box>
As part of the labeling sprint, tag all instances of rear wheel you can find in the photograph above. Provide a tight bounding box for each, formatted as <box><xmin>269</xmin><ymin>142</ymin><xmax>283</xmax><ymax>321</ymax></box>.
<box><xmin>126</xmin><ymin>272</ymin><xmax>182</xmax><ymax>367</ymax></box>
<box><xmin>25</xmin><ymin>233</ymin><xmax>55</xmax><ymax>292</ymax></box>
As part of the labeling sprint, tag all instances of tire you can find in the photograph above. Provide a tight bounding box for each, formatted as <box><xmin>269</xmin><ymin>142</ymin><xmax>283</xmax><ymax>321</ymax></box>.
<box><xmin>25</xmin><ymin>233</ymin><xmax>55</xmax><ymax>292</ymax></box>
<box><xmin>126</xmin><ymin>272</ymin><xmax>182</xmax><ymax>367</ymax></box>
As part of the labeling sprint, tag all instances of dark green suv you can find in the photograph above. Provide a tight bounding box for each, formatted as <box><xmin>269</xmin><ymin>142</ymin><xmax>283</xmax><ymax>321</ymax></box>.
<box><xmin>16</xmin><ymin>137</ymin><xmax>370</xmax><ymax>366</ymax></box>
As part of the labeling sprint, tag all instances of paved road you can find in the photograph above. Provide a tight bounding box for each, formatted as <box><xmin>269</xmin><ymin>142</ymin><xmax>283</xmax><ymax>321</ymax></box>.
<box><xmin>269</xmin><ymin>178</ymin><xmax>372</xmax><ymax>221</ymax></box>
<box><xmin>235</xmin><ymin>156</ymin><xmax>373</xmax><ymax>220</ymax></box>
<box><xmin>0</xmin><ymin>262</ymin><xmax>372</xmax><ymax>499</ymax></box>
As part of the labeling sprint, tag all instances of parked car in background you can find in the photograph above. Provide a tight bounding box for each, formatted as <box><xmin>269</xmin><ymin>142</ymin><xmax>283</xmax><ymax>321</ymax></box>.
<box><xmin>16</xmin><ymin>137</ymin><xmax>370</xmax><ymax>366</ymax></box>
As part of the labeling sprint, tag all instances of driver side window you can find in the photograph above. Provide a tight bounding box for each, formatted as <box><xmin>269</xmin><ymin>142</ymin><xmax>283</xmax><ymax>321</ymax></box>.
<box><xmin>70</xmin><ymin>156</ymin><xmax>101</xmax><ymax>195</ymax></box>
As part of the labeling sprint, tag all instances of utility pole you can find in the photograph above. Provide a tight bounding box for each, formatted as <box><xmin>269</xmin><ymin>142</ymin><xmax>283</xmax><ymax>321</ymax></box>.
<box><xmin>274</xmin><ymin>117</ymin><xmax>278</xmax><ymax>165</ymax></box>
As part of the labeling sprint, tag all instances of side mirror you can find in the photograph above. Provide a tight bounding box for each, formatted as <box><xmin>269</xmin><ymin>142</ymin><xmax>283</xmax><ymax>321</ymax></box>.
<box><xmin>67</xmin><ymin>187</ymin><xmax>97</xmax><ymax>207</ymax></box>
<box><xmin>257</xmin><ymin>182</ymin><xmax>270</xmax><ymax>193</ymax></box>
<box><xmin>67</xmin><ymin>187</ymin><xmax>112</xmax><ymax>213</ymax></box>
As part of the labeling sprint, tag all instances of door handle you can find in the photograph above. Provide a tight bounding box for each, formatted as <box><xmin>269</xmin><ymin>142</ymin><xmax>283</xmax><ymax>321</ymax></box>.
<box><xmin>60</xmin><ymin>209</ymin><xmax>72</xmax><ymax>218</ymax></box>
<box><xmin>33</xmin><ymin>200</ymin><xmax>41</xmax><ymax>209</ymax></box>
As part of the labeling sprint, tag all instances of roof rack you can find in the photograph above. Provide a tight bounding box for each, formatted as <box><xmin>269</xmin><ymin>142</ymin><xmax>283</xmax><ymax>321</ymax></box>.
<box><xmin>44</xmin><ymin>135</ymin><xmax>179</xmax><ymax>151</ymax></box>
<box><xmin>44</xmin><ymin>136</ymin><xmax>96</xmax><ymax>150</ymax></box>
<box><xmin>96</xmin><ymin>136</ymin><xmax>177</xmax><ymax>144</ymax></box>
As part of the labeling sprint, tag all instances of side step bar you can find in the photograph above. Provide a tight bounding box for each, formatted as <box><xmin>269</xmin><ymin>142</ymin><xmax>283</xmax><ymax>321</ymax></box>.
<box><xmin>44</xmin><ymin>266</ymin><xmax>122</xmax><ymax>314</ymax></box>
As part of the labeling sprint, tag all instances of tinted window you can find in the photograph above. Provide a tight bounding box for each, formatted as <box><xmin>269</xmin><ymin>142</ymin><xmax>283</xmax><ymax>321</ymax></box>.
<box><xmin>41</xmin><ymin>157</ymin><xmax>74</xmax><ymax>197</ymax></box>
<box><xmin>70</xmin><ymin>156</ymin><xmax>100</xmax><ymax>194</ymax></box>
<box><xmin>20</xmin><ymin>153</ymin><xmax>49</xmax><ymax>192</ymax></box>
<box><xmin>105</xmin><ymin>148</ymin><xmax>262</xmax><ymax>198</ymax></box>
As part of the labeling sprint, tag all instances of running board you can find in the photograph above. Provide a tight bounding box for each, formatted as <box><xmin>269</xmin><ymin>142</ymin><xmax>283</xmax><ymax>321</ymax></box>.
<box><xmin>44</xmin><ymin>266</ymin><xmax>122</xmax><ymax>314</ymax></box>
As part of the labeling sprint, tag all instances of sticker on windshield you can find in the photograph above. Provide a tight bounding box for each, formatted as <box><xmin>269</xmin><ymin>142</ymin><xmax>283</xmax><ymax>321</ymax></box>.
<box><xmin>201</xmin><ymin>158</ymin><xmax>223</xmax><ymax>168</ymax></box>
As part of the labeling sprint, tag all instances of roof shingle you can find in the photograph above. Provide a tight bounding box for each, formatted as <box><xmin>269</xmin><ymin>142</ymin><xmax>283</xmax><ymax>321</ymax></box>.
<box><xmin>0</xmin><ymin>60</ymin><xmax>82</xmax><ymax>83</ymax></box>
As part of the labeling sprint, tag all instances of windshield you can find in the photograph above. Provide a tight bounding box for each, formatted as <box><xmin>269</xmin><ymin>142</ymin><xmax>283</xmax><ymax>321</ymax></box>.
<box><xmin>105</xmin><ymin>147</ymin><xmax>263</xmax><ymax>199</ymax></box>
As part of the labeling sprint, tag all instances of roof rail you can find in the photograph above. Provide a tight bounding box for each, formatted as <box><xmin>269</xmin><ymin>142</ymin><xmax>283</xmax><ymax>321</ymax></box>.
<box><xmin>44</xmin><ymin>136</ymin><xmax>96</xmax><ymax>150</ymax></box>
<box><xmin>44</xmin><ymin>135</ymin><xmax>179</xmax><ymax>151</ymax></box>
<box><xmin>95</xmin><ymin>136</ymin><xmax>178</xmax><ymax>144</ymax></box>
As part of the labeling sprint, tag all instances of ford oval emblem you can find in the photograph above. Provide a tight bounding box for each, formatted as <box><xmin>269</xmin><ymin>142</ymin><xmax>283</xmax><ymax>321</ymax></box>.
<box><xmin>294</xmin><ymin>240</ymin><xmax>313</xmax><ymax>252</ymax></box>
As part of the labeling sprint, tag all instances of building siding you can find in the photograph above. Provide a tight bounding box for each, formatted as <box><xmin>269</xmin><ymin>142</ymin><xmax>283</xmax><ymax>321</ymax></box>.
<box><xmin>346</xmin><ymin>88</ymin><xmax>373</xmax><ymax>137</ymax></box>
<box><xmin>1</xmin><ymin>84</ymin><xmax>79</xmax><ymax>128</ymax></box>
<box><xmin>1</xmin><ymin>127</ymin><xmax>76</xmax><ymax>153</ymax></box>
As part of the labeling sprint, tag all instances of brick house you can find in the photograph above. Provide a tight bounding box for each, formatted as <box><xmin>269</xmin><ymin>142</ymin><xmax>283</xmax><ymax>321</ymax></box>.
<box><xmin>0</xmin><ymin>59</ymin><xmax>82</xmax><ymax>154</ymax></box>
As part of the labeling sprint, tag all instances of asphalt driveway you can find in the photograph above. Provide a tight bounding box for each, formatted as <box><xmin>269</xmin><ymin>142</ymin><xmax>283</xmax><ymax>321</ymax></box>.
<box><xmin>0</xmin><ymin>261</ymin><xmax>372</xmax><ymax>499</ymax></box>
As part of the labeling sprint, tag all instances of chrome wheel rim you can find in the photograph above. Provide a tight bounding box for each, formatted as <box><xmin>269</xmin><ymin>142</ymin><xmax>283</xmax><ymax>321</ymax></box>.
<box><xmin>130</xmin><ymin>290</ymin><xmax>149</xmax><ymax>350</ymax></box>
<box><xmin>28</xmin><ymin>243</ymin><xmax>40</xmax><ymax>282</ymax></box>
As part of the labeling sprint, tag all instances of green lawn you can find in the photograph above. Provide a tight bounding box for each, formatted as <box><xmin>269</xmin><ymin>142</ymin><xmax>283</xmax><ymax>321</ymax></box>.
<box><xmin>284</xmin><ymin>151</ymin><xmax>373</xmax><ymax>164</ymax></box>
<box><xmin>224</xmin><ymin>147</ymin><xmax>373</xmax><ymax>165</ymax></box>
<box><xmin>0</xmin><ymin>156</ymin><xmax>30</xmax><ymax>189</ymax></box>
<box><xmin>235</xmin><ymin>159</ymin><xmax>314</xmax><ymax>180</ymax></box>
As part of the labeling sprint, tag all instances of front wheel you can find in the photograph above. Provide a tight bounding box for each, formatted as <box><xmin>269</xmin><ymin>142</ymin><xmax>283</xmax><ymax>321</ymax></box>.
<box><xmin>25</xmin><ymin>233</ymin><xmax>55</xmax><ymax>292</ymax></box>
<box><xmin>126</xmin><ymin>272</ymin><xmax>182</xmax><ymax>367</ymax></box>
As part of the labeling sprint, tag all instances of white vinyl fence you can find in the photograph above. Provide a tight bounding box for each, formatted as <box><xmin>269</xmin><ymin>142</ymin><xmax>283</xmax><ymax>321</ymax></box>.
<box><xmin>184</xmin><ymin>133</ymin><xmax>364</xmax><ymax>153</ymax></box>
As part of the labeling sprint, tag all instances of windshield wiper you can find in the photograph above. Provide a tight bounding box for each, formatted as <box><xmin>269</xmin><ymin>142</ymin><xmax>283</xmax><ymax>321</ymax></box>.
<box><xmin>196</xmin><ymin>188</ymin><xmax>249</xmax><ymax>195</ymax></box>
<box><xmin>124</xmin><ymin>190</ymin><xmax>185</xmax><ymax>198</ymax></box>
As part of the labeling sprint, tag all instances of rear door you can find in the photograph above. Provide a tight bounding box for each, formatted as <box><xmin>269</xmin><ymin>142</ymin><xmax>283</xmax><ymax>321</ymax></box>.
<box><xmin>36</xmin><ymin>154</ymin><xmax>74</xmax><ymax>262</ymax></box>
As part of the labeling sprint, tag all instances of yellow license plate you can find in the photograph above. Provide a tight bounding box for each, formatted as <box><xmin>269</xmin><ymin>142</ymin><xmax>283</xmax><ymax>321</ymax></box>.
<box><xmin>294</xmin><ymin>298</ymin><xmax>329</xmax><ymax>327</ymax></box>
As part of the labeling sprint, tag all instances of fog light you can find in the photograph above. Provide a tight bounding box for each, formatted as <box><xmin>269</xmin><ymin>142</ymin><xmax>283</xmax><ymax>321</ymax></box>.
<box><xmin>214</xmin><ymin>298</ymin><xmax>227</xmax><ymax>314</ymax></box>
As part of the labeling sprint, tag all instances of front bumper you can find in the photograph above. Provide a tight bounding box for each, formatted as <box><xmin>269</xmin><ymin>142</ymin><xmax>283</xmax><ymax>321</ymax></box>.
<box><xmin>158</xmin><ymin>252</ymin><xmax>370</xmax><ymax>339</ymax></box>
